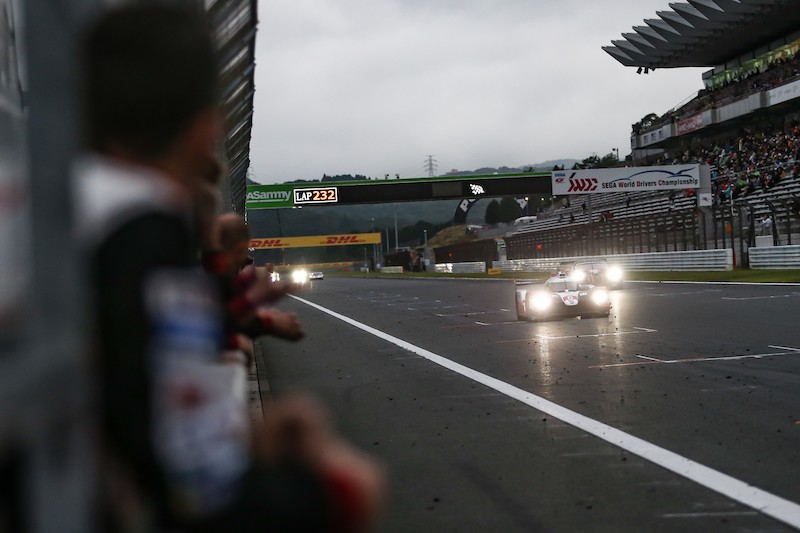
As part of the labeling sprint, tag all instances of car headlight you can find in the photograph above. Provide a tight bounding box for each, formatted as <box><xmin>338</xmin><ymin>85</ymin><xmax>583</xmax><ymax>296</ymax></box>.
<box><xmin>270</xmin><ymin>271</ymin><xmax>280</xmax><ymax>282</ymax></box>
<box><xmin>591</xmin><ymin>289</ymin><xmax>609</xmax><ymax>305</ymax></box>
<box><xmin>291</xmin><ymin>269</ymin><xmax>309</xmax><ymax>283</ymax></box>
<box><xmin>531</xmin><ymin>292</ymin><xmax>552</xmax><ymax>311</ymax></box>
<box><xmin>606</xmin><ymin>266</ymin><xmax>623</xmax><ymax>283</ymax></box>
<box><xmin>571</xmin><ymin>270</ymin><xmax>586</xmax><ymax>282</ymax></box>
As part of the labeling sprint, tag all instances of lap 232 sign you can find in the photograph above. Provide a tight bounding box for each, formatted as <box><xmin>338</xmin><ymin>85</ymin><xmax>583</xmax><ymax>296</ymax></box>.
<box><xmin>293</xmin><ymin>186</ymin><xmax>339</xmax><ymax>205</ymax></box>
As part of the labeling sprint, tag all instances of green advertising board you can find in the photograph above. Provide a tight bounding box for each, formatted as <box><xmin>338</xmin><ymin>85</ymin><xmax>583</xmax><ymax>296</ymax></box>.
<box><xmin>246</xmin><ymin>184</ymin><xmax>295</xmax><ymax>209</ymax></box>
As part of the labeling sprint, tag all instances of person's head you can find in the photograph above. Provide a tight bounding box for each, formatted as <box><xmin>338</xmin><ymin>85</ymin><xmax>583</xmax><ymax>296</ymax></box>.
<box><xmin>82</xmin><ymin>3</ymin><xmax>220</xmax><ymax>189</ymax></box>
<box><xmin>194</xmin><ymin>181</ymin><xmax>222</xmax><ymax>251</ymax></box>
<box><xmin>216</xmin><ymin>213</ymin><xmax>251</xmax><ymax>271</ymax></box>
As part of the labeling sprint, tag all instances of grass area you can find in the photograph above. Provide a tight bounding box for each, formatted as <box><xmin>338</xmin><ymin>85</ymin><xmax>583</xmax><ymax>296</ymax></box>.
<box><xmin>329</xmin><ymin>268</ymin><xmax>800</xmax><ymax>283</ymax></box>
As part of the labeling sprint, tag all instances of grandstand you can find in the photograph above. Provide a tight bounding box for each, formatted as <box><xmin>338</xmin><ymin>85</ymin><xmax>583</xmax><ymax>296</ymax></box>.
<box><xmin>484</xmin><ymin>1</ymin><xmax>800</xmax><ymax>266</ymax></box>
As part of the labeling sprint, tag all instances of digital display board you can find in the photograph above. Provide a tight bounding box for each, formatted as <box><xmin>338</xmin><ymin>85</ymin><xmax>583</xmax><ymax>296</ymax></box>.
<box><xmin>293</xmin><ymin>186</ymin><xmax>339</xmax><ymax>205</ymax></box>
<box><xmin>246</xmin><ymin>172</ymin><xmax>552</xmax><ymax>210</ymax></box>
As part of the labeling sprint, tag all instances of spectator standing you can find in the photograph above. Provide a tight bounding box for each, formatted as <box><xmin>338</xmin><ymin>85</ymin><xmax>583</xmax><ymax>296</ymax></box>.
<box><xmin>789</xmin><ymin>195</ymin><xmax>800</xmax><ymax>218</ymax></box>
<box><xmin>760</xmin><ymin>213</ymin><xmax>773</xmax><ymax>236</ymax></box>
<box><xmin>75</xmin><ymin>4</ymin><xmax>383</xmax><ymax>531</ymax></box>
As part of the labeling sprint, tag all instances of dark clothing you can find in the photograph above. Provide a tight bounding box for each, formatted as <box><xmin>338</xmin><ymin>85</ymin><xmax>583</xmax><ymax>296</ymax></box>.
<box><xmin>76</xmin><ymin>158</ymin><xmax>329</xmax><ymax>531</ymax></box>
<box><xmin>93</xmin><ymin>212</ymin><xmax>195</xmax><ymax>525</ymax></box>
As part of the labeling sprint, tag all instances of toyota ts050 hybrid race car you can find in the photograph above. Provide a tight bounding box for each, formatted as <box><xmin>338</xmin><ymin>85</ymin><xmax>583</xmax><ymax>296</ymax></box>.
<box><xmin>515</xmin><ymin>274</ymin><xmax>611</xmax><ymax>321</ymax></box>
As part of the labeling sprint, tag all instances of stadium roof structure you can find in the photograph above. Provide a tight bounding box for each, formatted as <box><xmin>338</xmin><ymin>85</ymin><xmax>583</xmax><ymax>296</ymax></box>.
<box><xmin>603</xmin><ymin>0</ymin><xmax>800</xmax><ymax>69</ymax></box>
<box><xmin>206</xmin><ymin>0</ymin><xmax>257</xmax><ymax>214</ymax></box>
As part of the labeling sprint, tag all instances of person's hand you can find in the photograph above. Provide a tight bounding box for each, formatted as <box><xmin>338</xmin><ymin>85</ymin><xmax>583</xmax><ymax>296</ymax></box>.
<box><xmin>255</xmin><ymin>393</ymin><xmax>331</xmax><ymax>462</ymax></box>
<box><xmin>236</xmin><ymin>334</ymin><xmax>254</xmax><ymax>367</ymax></box>
<box><xmin>319</xmin><ymin>438</ymin><xmax>386</xmax><ymax>532</ymax></box>
<box><xmin>245</xmin><ymin>274</ymin><xmax>301</xmax><ymax>307</ymax></box>
<box><xmin>258</xmin><ymin>308</ymin><xmax>304</xmax><ymax>341</ymax></box>
<box><xmin>253</xmin><ymin>394</ymin><xmax>386</xmax><ymax>532</ymax></box>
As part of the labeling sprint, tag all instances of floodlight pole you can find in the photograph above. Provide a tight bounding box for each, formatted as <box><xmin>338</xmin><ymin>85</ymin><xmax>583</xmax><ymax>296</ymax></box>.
<box><xmin>394</xmin><ymin>205</ymin><xmax>398</xmax><ymax>250</ymax></box>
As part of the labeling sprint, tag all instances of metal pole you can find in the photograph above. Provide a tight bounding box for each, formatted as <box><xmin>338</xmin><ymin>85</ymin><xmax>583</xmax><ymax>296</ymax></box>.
<box><xmin>394</xmin><ymin>205</ymin><xmax>398</xmax><ymax>251</ymax></box>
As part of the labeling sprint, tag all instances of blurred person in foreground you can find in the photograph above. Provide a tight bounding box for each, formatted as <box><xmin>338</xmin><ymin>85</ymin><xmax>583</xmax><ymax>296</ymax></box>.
<box><xmin>197</xmin><ymin>192</ymin><xmax>305</xmax><ymax>367</ymax></box>
<box><xmin>210</xmin><ymin>213</ymin><xmax>305</xmax><ymax>351</ymax></box>
<box><xmin>74</xmin><ymin>4</ymin><xmax>383</xmax><ymax>531</ymax></box>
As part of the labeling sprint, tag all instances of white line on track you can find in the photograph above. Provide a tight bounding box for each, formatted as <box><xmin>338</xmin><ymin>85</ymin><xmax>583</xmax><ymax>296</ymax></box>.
<box><xmin>495</xmin><ymin>327</ymin><xmax>657</xmax><ymax>343</ymax></box>
<box><xmin>770</xmin><ymin>344</ymin><xmax>800</xmax><ymax>352</ymax></box>
<box><xmin>436</xmin><ymin>311</ymin><xmax>494</xmax><ymax>317</ymax></box>
<box><xmin>291</xmin><ymin>294</ymin><xmax>800</xmax><ymax>529</ymax></box>
<box><xmin>661</xmin><ymin>511</ymin><xmax>759</xmax><ymax>519</ymax></box>
<box><xmin>591</xmin><ymin>345</ymin><xmax>800</xmax><ymax>368</ymax></box>
<box><xmin>535</xmin><ymin>329</ymin><xmax>657</xmax><ymax>340</ymax></box>
<box><xmin>722</xmin><ymin>293</ymin><xmax>800</xmax><ymax>301</ymax></box>
<box><xmin>631</xmin><ymin>346</ymin><xmax>800</xmax><ymax>365</ymax></box>
<box><xmin>650</xmin><ymin>290</ymin><xmax>723</xmax><ymax>296</ymax></box>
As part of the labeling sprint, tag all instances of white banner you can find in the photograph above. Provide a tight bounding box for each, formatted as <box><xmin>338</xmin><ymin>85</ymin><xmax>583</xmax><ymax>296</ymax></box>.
<box><xmin>767</xmin><ymin>79</ymin><xmax>800</xmax><ymax>107</ymax></box>
<box><xmin>551</xmin><ymin>165</ymin><xmax>700</xmax><ymax>195</ymax></box>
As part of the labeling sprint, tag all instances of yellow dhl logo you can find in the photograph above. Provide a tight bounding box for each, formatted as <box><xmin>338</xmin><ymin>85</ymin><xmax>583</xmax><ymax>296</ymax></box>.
<box><xmin>249</xmin><ymin>232</ymin><xmax>381</xmax><ymax>249</ymax></box>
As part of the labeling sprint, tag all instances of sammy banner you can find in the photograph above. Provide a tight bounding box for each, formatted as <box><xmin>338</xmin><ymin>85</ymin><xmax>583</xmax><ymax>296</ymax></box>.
<box><xmin>552</xmin><ymin>165</ymin><xmax>700</xmax><ymax>195</ymax></box>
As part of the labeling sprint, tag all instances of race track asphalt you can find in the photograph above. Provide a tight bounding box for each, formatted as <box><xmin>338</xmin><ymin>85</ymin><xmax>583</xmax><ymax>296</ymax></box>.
<box><xmin>256</xmin><ymin>277</ymin><xmax>800</xmax><ymax>533</ymax></box>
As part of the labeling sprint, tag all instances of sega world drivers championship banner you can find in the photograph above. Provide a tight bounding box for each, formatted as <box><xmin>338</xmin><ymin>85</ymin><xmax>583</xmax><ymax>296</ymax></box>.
<box><xmin>551</xmin><ymin>165</ymin><xmax>700</xmax><ymax>195</ymax></box>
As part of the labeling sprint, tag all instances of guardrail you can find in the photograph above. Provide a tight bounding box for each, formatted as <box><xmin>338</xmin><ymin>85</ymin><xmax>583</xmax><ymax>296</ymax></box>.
<box><xmin>379</xmin><ymin>266</ymin><xmax>404</xmax><ymax>274</ymax></box>
<box><xmin>434</xmin><ymin>262</ymin><xmax>486</xmax><ymax>274</ymax></box>
<box><xmin>748</xmin><ymin>245</ymin><xmax>800</xmax><ymax>269</ymax></box>
<box><xmin>490</xmin><ymin>249</ymin><xmax>734</xmax><ymax>272</ymax></box>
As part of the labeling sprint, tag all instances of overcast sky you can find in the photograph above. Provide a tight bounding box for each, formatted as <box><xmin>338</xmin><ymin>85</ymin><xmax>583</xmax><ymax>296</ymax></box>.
<box><xmin>249</xmin><ymin>0</ymin><xmax>706</xmax><ymax>184</ymax></box>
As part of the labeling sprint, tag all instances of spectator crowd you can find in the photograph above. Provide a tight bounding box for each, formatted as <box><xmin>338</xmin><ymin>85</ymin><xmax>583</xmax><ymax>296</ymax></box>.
<box><xmin>657</xmin><ymin>123</ymin><xmax>800</xmax><ymax>207</ymax></box>
<box><xmin>634</xmin><ymin>51</ymin><xmax>800</xmax><ymax>135</ymax></box>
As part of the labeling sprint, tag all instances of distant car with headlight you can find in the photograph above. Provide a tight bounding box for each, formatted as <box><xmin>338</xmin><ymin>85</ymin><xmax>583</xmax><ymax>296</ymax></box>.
<box><xmin>308</xmin><ymin>271</ymin><xmax>324</xmax><ymax>280</ymax></box>
<box><xmin>571</xmin><ymin>260</ymin><xmax>624</xmax><ymax>290</ymax></box>
<box><xmin>290</xmin><ymin>269</ymin><xmax>309</xmax><ymax>284</ymax></box>
<box><xmin>515</xmin><ymin>274</ymin><xmax>611</xmax><ymax>321</ymax></box>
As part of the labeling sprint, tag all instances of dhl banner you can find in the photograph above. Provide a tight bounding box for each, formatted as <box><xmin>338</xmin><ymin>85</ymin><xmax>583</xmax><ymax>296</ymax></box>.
<box><xmin>274</xmin><ymin>262</ymin><xmax>352</xmax><ymax>271</ymax></box>
<box><xmin>249</xmin><ymin>232</ymin><xmax>382</xmax><ymax>249</ymax></box>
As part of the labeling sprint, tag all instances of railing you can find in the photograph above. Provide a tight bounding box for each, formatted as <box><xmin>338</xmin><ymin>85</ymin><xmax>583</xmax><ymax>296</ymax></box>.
<box><xmin>434</xmin><ymin>262</ymin><xmax>487</xmax><ymax>274</ymax></box>
<box><xmin>749</xmin><ymin>245</ymin><xmax>800</xmax><ymax>269</ymax></box>
<box><xmin>493</xmin><ymin>249</ymin><xmax>733</xmax><ymax>272</ymax></box>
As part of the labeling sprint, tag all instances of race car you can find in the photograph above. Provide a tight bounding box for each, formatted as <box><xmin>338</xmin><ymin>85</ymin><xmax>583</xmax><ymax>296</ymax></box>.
<box><xmin>308</xmin><ymin>271</ymin><xmax>324</xmax><ymax>280</ymax></box>
<box><xmin>515</xmin><ymin>274</ymin><xmax>611</xmax><ymax>321</ymax></box>
<box><xmin>570</xmin><ymin>260</ymin><xmax>624</xmax><ymax>290</ymax></box>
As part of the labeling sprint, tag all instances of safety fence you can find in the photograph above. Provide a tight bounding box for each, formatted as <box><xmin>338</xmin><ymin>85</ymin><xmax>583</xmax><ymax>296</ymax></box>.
<box><xmin>492</xmin><ymin>249</ymin><xmax>733</xmax><ymax>272</ymax></box>
<box><xmin>434</xmin><ymin>262</ymin><xmax>487</xmax><ymax>274</ymax></box>
<box><xmin>749</xmin><ymin>245</ymin><xmax>800</xmax><ymax>269</ymax></box>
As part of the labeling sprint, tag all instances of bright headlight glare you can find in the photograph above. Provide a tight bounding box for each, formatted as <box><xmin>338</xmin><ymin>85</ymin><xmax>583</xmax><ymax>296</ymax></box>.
<box><xmin>607</xmin><ymin>266</ymin><xmax>623</xmax><ymax>282</ymax></box>
<box><xmin>572</xmin><ymin>270</ymin><xmax>586</xmax><ymax>282</ymax></box>
<box><xmin>531</xmin><ymin>292</ymin><xmax>552</xmax><ymax>311</ymax></box>
<box><xmin>291</xmin><ymin>269</ymin><xmax>308</xmax><ymax>283</ymax></box>
<box><xmin>592</xmin><ymin>289</ymin><xmax>609</xmax><ymax>305</ymax></box>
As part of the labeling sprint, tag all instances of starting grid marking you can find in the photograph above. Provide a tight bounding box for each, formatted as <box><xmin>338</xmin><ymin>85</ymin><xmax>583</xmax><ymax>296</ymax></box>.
<box><xmin>649</xmin><ymin>289</ymin><xmax>723</xmax><ymax>297</ymax></box>
<box><xmin>435</xmin><ymin>307</ymin><xmax>511</xmax><ymax>317</ymax></box>
<box><xmin>592</xmin><ymin>344</ymin><xmax>800</xmax><ymax>368</ymax></box>
<box><xmin>496</xmin><ymin>326</ymin><xmax>658</xmax><ymax>344</ymax></box>
<box><xmin>721</xmin><ymin>292</ymin><xmax>800</xmax><ymax>301</ymax></box>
